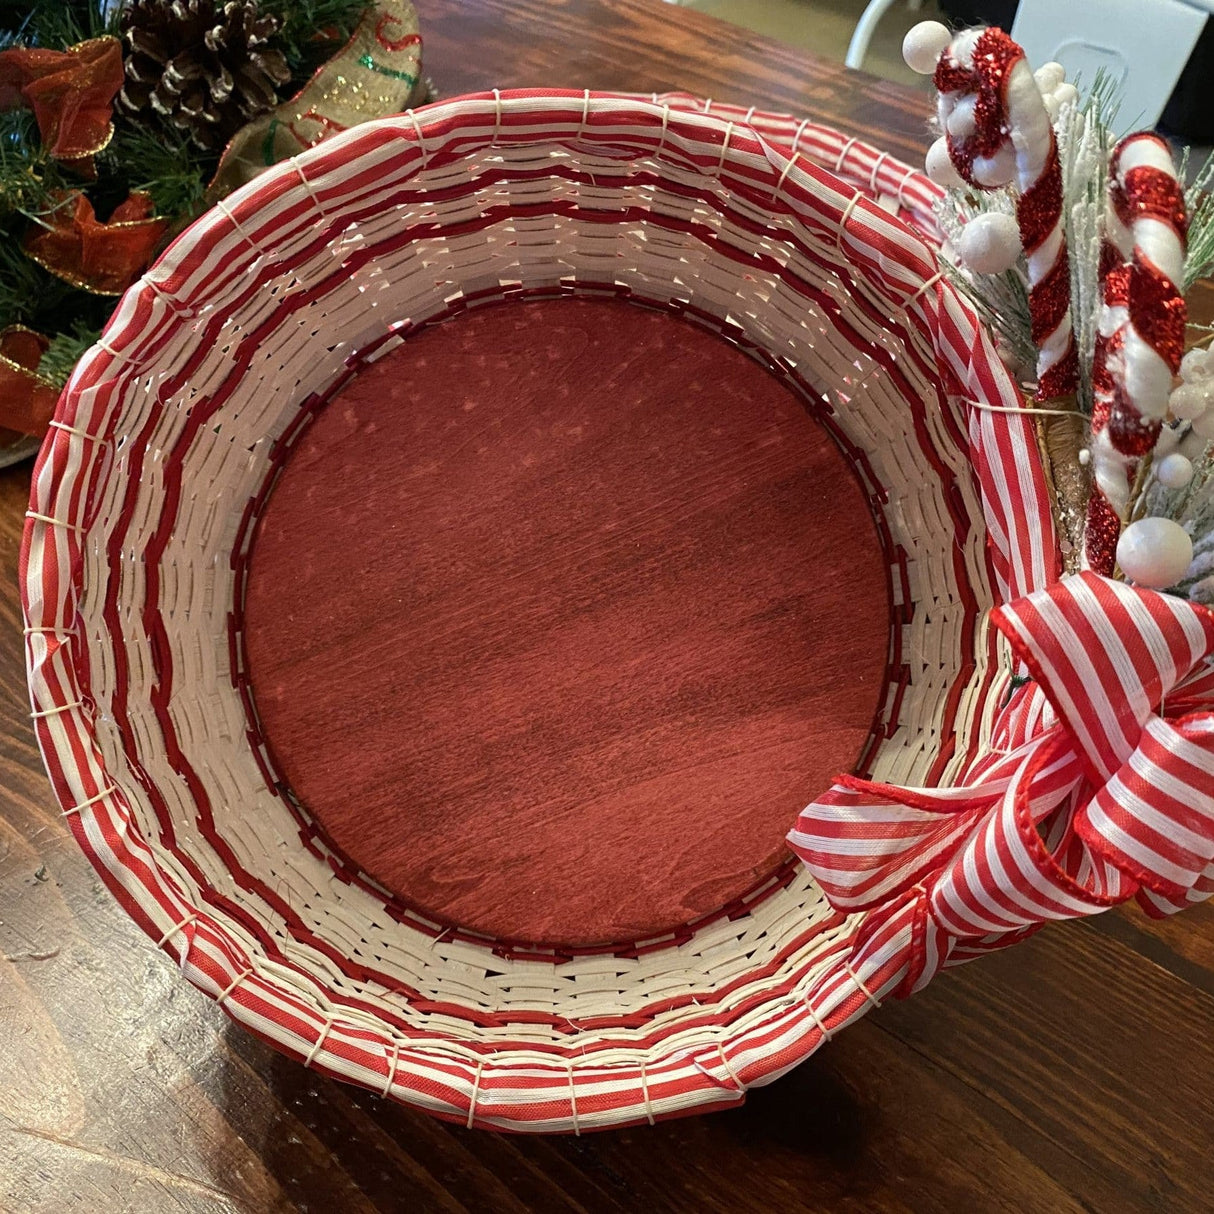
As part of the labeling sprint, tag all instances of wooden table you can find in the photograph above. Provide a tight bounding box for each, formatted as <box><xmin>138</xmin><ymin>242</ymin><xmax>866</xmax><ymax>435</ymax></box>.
<box><xmin>2</xmin><ymin>2</ymin><xmax>1212</xmax><ymax>1210</ymax></box>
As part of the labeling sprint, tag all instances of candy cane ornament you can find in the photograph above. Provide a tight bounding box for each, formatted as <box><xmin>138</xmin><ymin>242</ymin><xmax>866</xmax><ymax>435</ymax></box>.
<box><xmin>1084</xmin><ymin>262</ymin><xmax>1131</xmax><ymax>573</ymax></box>
<box><xmin>1084</xmin><ymin>133</ymin><xmax>1187</xmax><ymax>575</ymax></box>
<box><xmin>932</xmin><ymin>28</ymin><xmax>1079</xmax><ymax>402</ymax></box>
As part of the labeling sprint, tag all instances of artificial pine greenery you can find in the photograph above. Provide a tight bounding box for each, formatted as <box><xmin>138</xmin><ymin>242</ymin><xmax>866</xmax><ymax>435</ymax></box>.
<box><xmin>261</xmin><ymin>0</ymin><xmax>372</xmax><ymax>78</ymax></box>
<box><xmin>0</xmin><ymin>0</ymin><xmax>117</xmax><ymax>50</ymax></box>
<box><xmin>0</xmin><ymin>0</ymin><xmax>370</xmax><ymax>387</ymax></box>
<box><xmin>100</xmin><ymin>124</ymin><xmax>209</xmax><ymax>218</ymax></box>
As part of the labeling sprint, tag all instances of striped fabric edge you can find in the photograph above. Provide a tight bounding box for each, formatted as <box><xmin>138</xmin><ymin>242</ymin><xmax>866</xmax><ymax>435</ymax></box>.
<box><xmin>791</xmin><ymin>572</ymin><xmax>1214</xmax><ymax>999</ymax></box>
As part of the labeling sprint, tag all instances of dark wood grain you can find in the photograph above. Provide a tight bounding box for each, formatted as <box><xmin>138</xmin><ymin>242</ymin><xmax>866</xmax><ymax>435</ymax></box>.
<box><xmin>1</xmin><ymin>2</ymin><xmax>1211</xmax><ymax>1211</ymax></box>
<box><xmin>243</xmin><ymin>299</ymin><xmax>889</xmax><ymax>946</ymax></box>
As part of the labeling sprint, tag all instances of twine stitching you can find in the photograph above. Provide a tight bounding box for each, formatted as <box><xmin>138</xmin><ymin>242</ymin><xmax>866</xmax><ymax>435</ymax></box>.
<box><xmin>48</xmin><ymin>419</ymin><xmax>104</xmax><ymax>441</ymax></box>
<box><xmin>26</xmin><ymin>511</ymin><xmax>82</xmax><ymax>533</ymax></box>
<box><xmin>406</xmin><ymin>107</ymin><xmax>429</xmax><ymax>166</ymax></box>
<box><xmin>640</xmin><ymin>1059</ymin><xmax>656</xmax><ymax>1126</ymax></box>
<box><xmin>717</xmin><ymin>1041</ymin><xmax>743</xmax><ymax>1091</ymax></box>
<box><xmin>292</xmin><ymin>161</ymin><xmax>328</xmax><ymax>219</ymax></box>
<box><xmin>214</xmin><ymin>199</ymin><xmax>260</xmax><ymax>252</ymax></box>
<box><xmin>869</xmin><ymin>150</ymin><xmax>889</xmax><ymax>195</ymax></box>
<box><xmin>845</xmin><ymin>961</ymin><xmax>883</xmax><ymax>1010</ymax></box>
<box><xmin>466</xmin><ymin>1058</ymin><xmax>485</xmax><ymax>1129</ymax></box>
<box><xmin>775</xmin><ymin>152</ymin><xmax>803</xmax><ymax>200</ymax></box>
<box><xmin>657</xmin><ymin>104</ymin><xmax>671</xmax><ymax>158</ymax></box>
<box><xmin>717</xmin><ymin>121</ymin><xmax>734</xmax><ymax>175</ymax></box>
<box><xmin>157</xmin><ymin>912</ymin><xmax>197</xmax><ymax>947</ymax></box>
<box><xmin>966</xmin><ymin>397</ymin><xmax>1081</xmax><ymax>418</ymax></box>
<box><xmin>803</xmin><ymin>990</ymin><xmax>835</xmax><ymax>1041</ymax></box>
<box><xmin>382</xmin><ymin>1036</ymin><xmax>402</xmax><ymax>1098</ymax></box>
<box><xmin>791</xmin><ymin>116</ymin><xmax>812</xmax><ymax>154</ymax></box>
<box><xmin>217</xmin><ymin>968</ymin><xmax>252</xmax><ymax>1004</ymax></box>
<box><xmin>60</xmin><ymin>785</ymin><xmax>117</xmax><ymax>817</ymax></box>
<box><xmin>578</xmin><ymin>88</ymin><xmax>591</xmax><ymax>139</ymax></box>
<box><xmin>145</xmin><ymin>278</ymin><xmax>195</xmax><ymax>319</ymax></box>
<box><xmin>836</xmin><ymin>191</ymin><xmax>864</xmax><ymax>252</ymax></box>
<box><xmin>31</xmin><ymin>700</ymin><xmax>83</xmax><ymax>719</ymax></box>
<box><xmin>906</xmin><ymin>269</ymin><xmax>945</xmax><ymax>308</ymax></box>
<box><xmin>895</xmin><ymin>168</ymin><xmax>914</xmax><ymax>208</ymax></box>
<box><xmin>305</xmin><ymin>1017</ymin><xmax>333</xmax><ymax>1067</ymax></box>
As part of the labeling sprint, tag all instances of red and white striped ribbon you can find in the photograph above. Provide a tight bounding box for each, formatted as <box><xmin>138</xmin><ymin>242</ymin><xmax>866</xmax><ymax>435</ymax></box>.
<box><xmin>789</xmin><ymin>573</ymin><xmax>1214</xmax><ymax>998</ymax></box>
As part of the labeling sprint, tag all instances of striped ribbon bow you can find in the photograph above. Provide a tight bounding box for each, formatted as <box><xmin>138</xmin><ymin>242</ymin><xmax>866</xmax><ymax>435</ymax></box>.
<box><xmin>789</xmin><ymin>572</ymin><xmax>1214</xmax><ymax>1001</ymax></box>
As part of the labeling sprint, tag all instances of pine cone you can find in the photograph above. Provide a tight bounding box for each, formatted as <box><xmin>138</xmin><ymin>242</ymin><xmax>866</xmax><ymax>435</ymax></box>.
<box><xmin>118</xmin><ymin>0</ymin><xmax>291</xmax><ymax>151</ymax></box>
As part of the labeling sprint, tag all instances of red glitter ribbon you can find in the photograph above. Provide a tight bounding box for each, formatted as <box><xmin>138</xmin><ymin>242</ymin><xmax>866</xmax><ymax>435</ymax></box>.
<box><xmin>0</xmin><ymin>327</ymin><xmax>58</xmax><ymax>439</ymax></box>
<box><xmin>24</xmin><ymin>191</ymin><xmax>170</xmax><ymax>297</ymax></box>
<box><xmin>0</xmin><ymin>36</ymin><xmax>123</xmax><ymax>163</ymax></box>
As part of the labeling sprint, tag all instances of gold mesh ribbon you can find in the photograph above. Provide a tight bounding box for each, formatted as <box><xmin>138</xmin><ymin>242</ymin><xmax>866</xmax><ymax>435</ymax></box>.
<box><xmin>207</xmin><ymin>0</ymin><xmax>424</xmax><ymax>202</ymax></box>
<box><xmin>1032</xmin><ymin>399</ymin><xmax>1089</xmax><ymax>574</ymax></box>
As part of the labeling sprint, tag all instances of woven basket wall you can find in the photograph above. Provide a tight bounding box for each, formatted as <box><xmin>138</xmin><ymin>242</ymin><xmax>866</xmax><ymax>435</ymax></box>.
<box><xmin>21</xmin><ymin>90</ymin><xmax>1056</xmax><ymax>1132</ymax></box>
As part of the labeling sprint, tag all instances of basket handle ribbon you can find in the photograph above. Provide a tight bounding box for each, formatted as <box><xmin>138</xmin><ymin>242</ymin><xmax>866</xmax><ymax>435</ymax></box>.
<box><xmin>789</xmin><ymin>572</ymin><xmax>1214</xmax><ymax>1001</ymax></box>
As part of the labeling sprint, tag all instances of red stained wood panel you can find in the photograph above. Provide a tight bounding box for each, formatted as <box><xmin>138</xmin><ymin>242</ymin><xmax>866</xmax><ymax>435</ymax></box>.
<box><xmin>242</xmin><ymin>298</ymin><xmax>890</xmax><ymax>946</ymax></box>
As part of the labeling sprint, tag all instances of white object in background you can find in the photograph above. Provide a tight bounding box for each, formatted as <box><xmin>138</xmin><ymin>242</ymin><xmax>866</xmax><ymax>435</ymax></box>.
<box><xmin>1011</xmin><ymin>0</ymin><xmax>1214</xmax><ymax>129</ymax></box>
<box><xmin>1116</xmin><ymin>516</ymin><xmax>1194</xmax><ymax>587</ymax></box>
<box><xmin>846</xmin><ymin>0</ymin><xmax>926</xmax><ymax>72</ymax></box>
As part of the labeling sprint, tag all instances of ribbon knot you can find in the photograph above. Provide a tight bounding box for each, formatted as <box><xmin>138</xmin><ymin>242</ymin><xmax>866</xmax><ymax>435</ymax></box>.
<box><xmin>790</xmin><ymin>572</ymin><xmax>1214</xmax><ymax>1002</ymax></box>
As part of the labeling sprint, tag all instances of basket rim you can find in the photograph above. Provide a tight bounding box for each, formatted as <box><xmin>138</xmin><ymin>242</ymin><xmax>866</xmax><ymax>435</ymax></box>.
<box><xmin>20</xmin><ymin>88</ymin><xmax>1058</xmax><ymax>1132</ymax></box>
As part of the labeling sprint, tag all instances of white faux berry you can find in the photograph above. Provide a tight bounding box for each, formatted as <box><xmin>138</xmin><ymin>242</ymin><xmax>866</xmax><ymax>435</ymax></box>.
<box><xmin>902</xmin><ymin>21</ymin><xmax>952</xmax><ymax>75</ymax></box>
<box><xmin>1156</xmin><ymin>452</ymin><xmax>1195</xmax><ymax>489</ymax></box>
<box><xmin>925</xmin><ymin>136</ymin><xmax>963</xmax><ymax>188</ymax></box>
<box><xmin>1033</xmin><ymin>62</ymin><xmax>1066</xmax><ymax>93</ymax></box>
<box><xmin>1169</xmin><ymin>382</ymin><xmax>1210</xmax><ymax>420</ymax></box>
<box><xmin>1117</xmin><ymin>517</ymin><xmax>1193</xmax><ymax>588</ymax></box>
<box><xmin>957</xmin><ymin>211</ymin><xmax>1022</xmax><ymax>274</ymax></box>
<box><xmin>1180</xmin><ymin>347</ymin><xmax>1213</xmax><ymax>382</ymax></box>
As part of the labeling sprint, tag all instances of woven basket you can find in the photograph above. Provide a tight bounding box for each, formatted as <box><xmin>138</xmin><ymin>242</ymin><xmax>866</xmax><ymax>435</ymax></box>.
<box><xmin>21</xmin><ymin>90</ymin><xmax>1055</xmax><ymax>1133</ymax></box>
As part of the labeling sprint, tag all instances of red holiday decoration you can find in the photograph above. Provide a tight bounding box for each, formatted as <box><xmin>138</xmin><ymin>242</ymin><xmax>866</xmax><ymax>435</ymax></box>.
<box><xmin>792</xmin><ymin>572</ymin><xmax>1214</xmax><ymax>1000</ymax></box>
<box><xmin>0</xmin><ymin>36</ymin><xmax>124</xmax><ymax>162</ymax></box>
<box><xmin>1084</xmin><ymin>134</ymin><xmax>1189</xmax><ymax>574</ymax></box>
<box><xmin>0</xmin><ymin>326</ymin><xmax>57</xmax><ymax>439</ymax></box>
<box><xmin>934</xmin><ymin>27</ymin><xmax>1079</xmax><ymax>403</ymax></box>
<box><xmin>24</xmin><ymin>191</ymin><xmax>170</xmax><ymax>296</ymax></box>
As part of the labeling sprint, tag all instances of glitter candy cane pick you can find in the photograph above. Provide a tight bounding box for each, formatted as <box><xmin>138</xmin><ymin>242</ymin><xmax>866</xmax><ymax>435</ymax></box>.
<box><xmin>1084</xmin><ymin>133</ymin><xmax>1187</xmax><ymax>575</ymax></box>
<box><xmin>933</xmin><ymin>27</ymin><xmax>1079</xmax><ymax>401</ymax></box>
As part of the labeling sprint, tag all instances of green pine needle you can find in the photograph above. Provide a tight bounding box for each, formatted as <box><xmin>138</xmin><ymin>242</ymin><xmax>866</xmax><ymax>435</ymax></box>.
<box><xmin>0</xmin><ymin>0</ymin><xmax>117</xmax><ymax>48</ymax></box>
<box><xmin>1182</xmin><ymin>148</ymin><xmax>1214</xmax><ymax>291</ymax></box>
<box><xmin>37</xmin><ymin>319</ymin><xmax>101</xmax><ymax>387</ymax></box>
<box><xmin>101</xmin><ymin>125</ymin><xmax>209</xmax><ymax>220</ymax></box>
<box><xmin>260</xmin><ymin>0</ymin><xmax>374</xmax><ymax>77</ymax></box>
<box><xmin>0</xmin><ymin>223</ymin><xmax>86</xmax><ymax>332</ymax></box>
<box><xmin>0</xmin><ymin>109</ymin><xmax>62</xmax><ymax>219</ymax></box>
